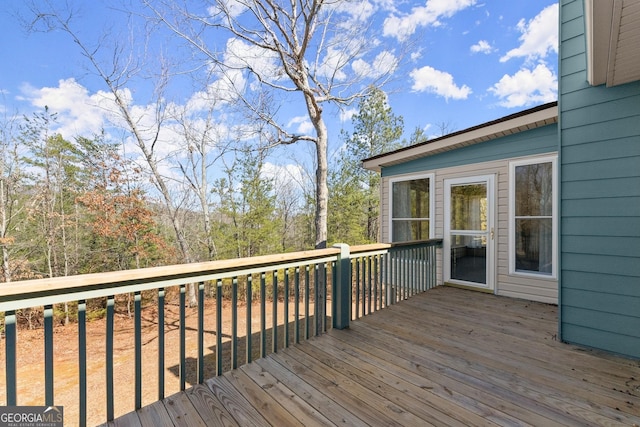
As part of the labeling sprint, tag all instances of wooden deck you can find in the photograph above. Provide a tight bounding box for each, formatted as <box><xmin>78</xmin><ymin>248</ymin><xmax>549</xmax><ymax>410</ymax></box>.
<box><xmin>106</xmin><ymin>286</ymin><xmax>640</xmax><ymax>426</ymax></box>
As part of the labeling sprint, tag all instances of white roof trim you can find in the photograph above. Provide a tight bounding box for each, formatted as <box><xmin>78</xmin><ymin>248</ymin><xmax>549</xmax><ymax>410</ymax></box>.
<box><xmin>362</xmin><ymin>104</ymin><xmax>558</xmax><ymax>173</ymax></box>
<box><xmin>586</xmin><ymin>0</ymin><xmax>640</xmax><ymax>87</ymax></box>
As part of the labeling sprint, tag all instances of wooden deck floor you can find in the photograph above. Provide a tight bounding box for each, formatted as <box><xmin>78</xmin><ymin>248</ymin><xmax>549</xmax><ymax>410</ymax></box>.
<box><xmin>107</xmin><ymin>286</ymin><xmax>640</xmax><ymax>426</ymax></box>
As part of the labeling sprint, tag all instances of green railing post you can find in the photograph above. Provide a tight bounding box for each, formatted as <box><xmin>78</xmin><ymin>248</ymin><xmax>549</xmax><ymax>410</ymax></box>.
<box><xmin>332</xmin><ymin>243</ymin><xmax>351</xmax><ymax>330</ymax></box>
<box><xmin>4</xmin><ymin>310</ymin><xmax>16</xmax><ymax>406</ymax></box>
<box><xmin>78</xmin><ymin>300</ymin><xmax>87</xmax><ymax>427</ymax></box>
<box><xmin>106</xmin><ymin>295</ymin><xmax>115</xmax><ymax>421</ymax></box>
<box><xmin>272</xmin><ymin>270</ymin><xmax>278</xmax><ymax>352</ymax></box>
<box><xmin>134</xmin><ymin>291</ymin><xmax>142</xmax><ymax>410</ymax></box>
<box><xmin>216</xmin><ymin>279</ymin><xmax>223</xmax><ymax>376</ymax></box>
<box><xmin>232</xmin><ymin>277</ymin><xmax>238</xmax><ymax>370</ymax></box>
<box><xmin>197</xmin><ymin>282</ymin><xmax>205</xmax><ymax>384</ymax></box>
<box><xmin>246</xmin><ymin>274</ymin><xmax>252</xmax><ymax>364</ymax></box>
<box><xmin>44</xmin><ymin>304</ymin><xmax>54</xmax><ymax>406</ymax></box>
<box><xmin>179</xmin><ymin>284</ymin><xmax>186</xmax><ymax>389</ymax></box>
<box><xmin>157</xmin><ymin>288</ymin><xmax>165</xmax><ymax>401</ymax></box>
<box><xmin>284</xmin><ymin>269</ymin><xmax>290</xmax><ymax>348</ymax></box>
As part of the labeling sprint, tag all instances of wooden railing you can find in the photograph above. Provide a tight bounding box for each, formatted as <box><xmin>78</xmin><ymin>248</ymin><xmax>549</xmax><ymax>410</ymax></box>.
<box><xmin>0</xmin><ymin>239</ymin><xmax>441</xmax><ymax>426</ymax></box>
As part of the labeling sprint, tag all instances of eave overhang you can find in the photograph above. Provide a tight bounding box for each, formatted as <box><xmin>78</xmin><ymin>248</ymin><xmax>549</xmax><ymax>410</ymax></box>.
<box><xmin>586</xmin><ymin>0</ymin><xmax>640</xmax><ymax>87</ymax></box>
<box><xmin>362</xmin><ymin>102</ymin><xmax>558</xmax><ymax>173</ymax></box>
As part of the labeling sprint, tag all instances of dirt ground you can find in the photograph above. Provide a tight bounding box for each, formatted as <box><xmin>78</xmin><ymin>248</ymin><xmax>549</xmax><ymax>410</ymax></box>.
<box><xmin>0</xmin><ymin>297</ymin><xmax>315</xmax><ymax>427</ymax></box>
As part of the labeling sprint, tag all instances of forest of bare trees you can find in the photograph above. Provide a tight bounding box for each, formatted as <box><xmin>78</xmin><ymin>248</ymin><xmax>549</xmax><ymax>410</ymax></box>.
<box><xmin>0</xmin><ymin>1</ymin><xmax>433</xmax><ymax>287</ymax></box>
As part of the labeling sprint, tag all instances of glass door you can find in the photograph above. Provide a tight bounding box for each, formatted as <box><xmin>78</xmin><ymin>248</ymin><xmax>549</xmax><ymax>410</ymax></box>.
<box><xmin>444</xmin><ymin>175</ymin><xmax>495</xmax><ymax>290</ymax></box>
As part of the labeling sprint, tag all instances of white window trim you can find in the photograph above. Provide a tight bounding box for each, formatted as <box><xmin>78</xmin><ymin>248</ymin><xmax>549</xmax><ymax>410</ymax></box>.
<box><xmin>388</xmin><ymin>173</ymin><xmax>435</xmax><ymax>242</ymax></box>
<box><xmin>508</xmin><ymin>155</ymin><xmax>558</xmax><ymax>279</ymax></box>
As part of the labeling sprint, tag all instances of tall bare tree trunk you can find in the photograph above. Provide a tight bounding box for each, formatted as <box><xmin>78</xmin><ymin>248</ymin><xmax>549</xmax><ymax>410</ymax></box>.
<box><xmin>0</xmin><ymin>179</ymin><xmax>11</xmax><ymax>283</ymax></box>
<box><xmin>314</xmin><ymin>124</ymin><xmax>329</xmax><ymax>249</ymax></box>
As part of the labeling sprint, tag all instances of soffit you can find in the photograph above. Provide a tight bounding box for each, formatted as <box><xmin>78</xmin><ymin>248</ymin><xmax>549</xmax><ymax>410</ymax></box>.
<box><xmin>362</xmin><ymin>103</ymin><xmax>558</xmax><ymax>173</ymax></box>
<box><xmin>586</xmin><ymin>0</ymin><xmax>640</xmax><ymax>87</ymax></box>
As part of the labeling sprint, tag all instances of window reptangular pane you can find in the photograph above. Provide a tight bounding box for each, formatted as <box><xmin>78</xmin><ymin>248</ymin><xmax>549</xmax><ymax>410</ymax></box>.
<box><xmin>392</xmin><ymin>179</ymin><xmax>430</xmax><ymax>218</ymax></box>
<box><xmin>450</xmin><ymin>183</ymin><xmax>487</xmax><ymax>231</ymax></box>
<box><xmin>515</xmin><ymin>218</ymin><xmax>553</xmax><ymax>274</ymax></box>
<box><xmin>515</xmin><ymin>162</ymin><xmax>552</xmax><ymax>216</ymax></box>
<box><xmin>392</xmin><ymin>220</ymin><xmax>430</xmax><ymax>242</ymax></box>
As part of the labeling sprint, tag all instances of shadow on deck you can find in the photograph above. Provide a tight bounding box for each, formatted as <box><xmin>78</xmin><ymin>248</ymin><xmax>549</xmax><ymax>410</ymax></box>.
<box><xmin>105</xmin><ymin>286</ymin><xmax>640</xmax><ymax>426</ymax></box>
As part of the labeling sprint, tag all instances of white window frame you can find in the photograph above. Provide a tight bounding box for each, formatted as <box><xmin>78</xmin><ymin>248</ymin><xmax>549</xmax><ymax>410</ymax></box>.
<box><xmin>388</xmin><ymin>173</ymin><xmax>435</xmax><ymax>242</ymax></box>
<box><xmin>509</xmin><ymin>155</ymin><xmax>558</xmax><ymax>279</ymax></box>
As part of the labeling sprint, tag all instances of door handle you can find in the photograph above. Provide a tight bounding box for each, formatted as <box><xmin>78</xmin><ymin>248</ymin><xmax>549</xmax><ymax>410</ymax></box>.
<box><xmin>490</xmin><ymin>228</ymin><xmax>494</xmax><ymax>240</ymax></box>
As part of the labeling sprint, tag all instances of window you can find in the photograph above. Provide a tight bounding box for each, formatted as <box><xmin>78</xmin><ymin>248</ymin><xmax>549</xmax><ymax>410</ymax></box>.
<box><xmin>510</xmin><ymin>156</ymin><xmax>557</xmax><ymax>277</ymax></box>
<box><xmin>390</xmin><ymin>174</ymin><xmax>433</xmax><ymax>242</ymax></box>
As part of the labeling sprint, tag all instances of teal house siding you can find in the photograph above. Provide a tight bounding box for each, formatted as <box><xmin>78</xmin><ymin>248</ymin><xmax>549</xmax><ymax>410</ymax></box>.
<box><xmin>381</xmin><ymin>123</ymin><xmax>557</xmax><ymax>178</ymax></box>
<box><xmin>560</xmin><ymin>0</ymin><xmax>640</xmax><ymax>358</ymax></box>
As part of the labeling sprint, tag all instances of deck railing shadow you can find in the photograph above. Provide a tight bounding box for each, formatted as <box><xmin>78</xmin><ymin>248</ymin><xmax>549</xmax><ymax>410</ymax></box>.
<box><xmin>170</xmin><ymin>315</ymin><xmax>329</xmax><ymax>387</ymax></box>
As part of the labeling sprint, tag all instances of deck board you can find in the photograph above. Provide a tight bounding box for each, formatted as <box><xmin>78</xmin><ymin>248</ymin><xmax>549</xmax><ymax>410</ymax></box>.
<box><xmin>112</xmin><ymin>287</ymin><xmax>640</xmax><ymax>426</ymax></box>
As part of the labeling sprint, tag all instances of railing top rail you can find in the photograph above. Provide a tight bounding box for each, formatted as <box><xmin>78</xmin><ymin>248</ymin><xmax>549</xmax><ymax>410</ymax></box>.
<box><xmin>349</xmin><ymin>243</ymin><xmax>391</xmax><ymax>254</ymax></box>
<box><xmin>0</xmin><ymin>247</ymin><xmax>340</xmax><ymax>305</ymax></box>
<box><xmin>0</xmin><ymin>240</ymin><xmax>443</xmax><ymax>311</ymax></box>
<box><xmin>349</xmin><ymin>239</ymin><xmax>442</xmax><ymax>255</ymax></box>
<box><xmin>388</xmin><ymin>238</ymin><xmax>443</xmax><ymax>249</ymax></box>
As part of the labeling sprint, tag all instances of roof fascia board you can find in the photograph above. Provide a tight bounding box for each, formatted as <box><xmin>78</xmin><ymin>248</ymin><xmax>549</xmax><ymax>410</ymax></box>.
<box><xmin>362</xmin><ymin>105</ymin><xmax>558</xmax><ymax>172</ymax></box>
<box><xmin>586</xmin><ymin>0</ymin><xmax>614</xmax><ymax>86</ymax></box>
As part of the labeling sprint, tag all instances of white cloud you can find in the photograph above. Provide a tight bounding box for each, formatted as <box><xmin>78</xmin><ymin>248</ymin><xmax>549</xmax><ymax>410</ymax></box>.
<box><xmin>19</xmin><ymin>79</ymin><xmax>195</xmax><ymax>176</ymax></box>
<box><xmin>340</xmin><ymin>107</ymin><xmax>358</xmax><ymax>123</ymax></box>
<box><xmin>410</xmin><ymin>49</ymin><xmax>423</xmax><ymax>62</ymax></box>
<box><xmin>500</xmin><ymin>4</ymin><xmax>558</xmax><ymax>63</ymax></box>
<box><xmin>224</xmin><ymin>38</ymin><xmax>282</xmax><ymax>82</ymax></box>
<box><xmin>262</xmin><ymin>161</ymin><xmax>306</xmax><ymax>192</ymax></box>
<box><xmin>409</xmin><ymin>66</ymin><xmax>471</xmax><ymax>100</ymax></box>
<box><xmin>351</xmin><ymin>50</ymin><xmax>398</xmax><ymax>79</ymax></box>
<box><xmin>208</xmin><ymin>0</ymin><xmax>248</xmax><ymax>18</ymax></box>
<box><xmin>470</xmin><ymin>40</ymin><xmax>493</xmax><ymax>54</ymax></box>
<box><xmin>383</xmin><ymin>0</ymin><xmax>477</xmax><ymax>41</ymax></box>
<box><xmin>18</xmin><ymin>78</ymin><xmax>111</xmax><ymax>139</ymax></box>
<box><xmin>331</xmin><ymin>0</ymin><xmax>377</xmax><ymax>22</ymax></box>
<box><xmin>489</xmin><ymin>63</ymin><xmax>557</xmax><ymax>107</ymax></box>
<box><xmin>287</xmin><ymin>115</ymin><xmax>314</xmax><ymax>135</ymax></box>
<box><xmin>316</xmin><ymin>46</ymin><xmax>349</xmax><ymax>82</ymax></box>
<box><xmin>186</xmin><ymin>71</ymin><xmax>246</xmax><ymax>113</ymax></box>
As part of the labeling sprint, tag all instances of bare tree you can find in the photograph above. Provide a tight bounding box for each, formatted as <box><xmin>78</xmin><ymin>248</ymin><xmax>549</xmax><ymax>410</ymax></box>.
<box><xmin>24</xmin><ymin>2</ymin><xmax>203</xmax><ymax>304</ymax></box>
<box><xmin>143</xmin><ymin>0</ymin><xmax>402</xmax><ymax>248</ymax></box>
<box><xmin>0</xmin><ymin>114</ymin><xmax>24</xmax><ymax>283</ymax></box>
<box><xmin>173</xmin><ymin>102</ymin><xmax>230</xmax><ymax>262</ymax></box>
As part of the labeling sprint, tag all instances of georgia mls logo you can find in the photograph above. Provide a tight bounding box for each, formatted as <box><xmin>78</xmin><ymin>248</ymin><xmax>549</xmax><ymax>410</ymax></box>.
<box><xmin>0</xmin><ymin>406</ymin><xmax>63</xmax><ymax>427</ymax></box>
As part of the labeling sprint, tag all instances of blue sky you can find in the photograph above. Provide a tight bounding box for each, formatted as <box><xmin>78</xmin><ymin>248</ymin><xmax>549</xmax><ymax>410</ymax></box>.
<box><xmin>1</xmin><ymin>0</ymin><xmax>558</xmax><ymax>185</ymax></box>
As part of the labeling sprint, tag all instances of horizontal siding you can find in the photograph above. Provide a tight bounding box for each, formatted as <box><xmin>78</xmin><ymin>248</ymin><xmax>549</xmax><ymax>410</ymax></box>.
<box><xmin>562</xmin><ymin>217</ymin><xmax>640</xmax><ymax>237</ymax></box>
<box><xmin>562</xmin><ymin>96</ymin><xmax>640</xmax><ymax>128</ymax></box>
<box><xmin>561</xmin><ymin>0</ymin><xmax>583</xmax><ymax>22</ymax></box>
<box><xmin>562</xmin><ymin>253</ymin><xmax>640</xmax><ymax>277</ymax></box>
<box><xmin>559</xmin><ymin>0</ymin><xmax>640</xmax><ymax>359</ymax></box>
<box><xmin>562</xmin><ymin>324</ymin><xmax>640</xmax><ymax>359</ymax></box>
<box><xmin>562</xmin><ymin>177</ymin><xmax>640</xmax><ymax>198</ymax></box>
<box><xmin>562</xmin><ymin>235</ymin><xmax>640</xmax><ymax>257</ymax></box>
<box><xmin>562</xmin><ymin>83</ymin><xmax>640</xmax><ymax>110</ymax></box>
<box><xmin>561</xmin><ymin>136</ymin><xmax>640</xmax><ymax>162</ymax></box>
<box><xmin>562</xmin><ymin>270</ymin><xmax>639</xmax><ymax>296</ymax></box>
<box><xmin>561</xmin><ymin>52</ymin><xmax>586</xmax><ymax>76</ymax></box>
<box><xmin>563</xmin><ymin>289</ymin><xmax>640</xmax><ymax>320</ymax></box>
<box><xmin>560</xmin><ymin>72</ymin><xmax>592</xmax><ymax>95</ymax></box>
<box><xmin>563</xmin><ymin>197</ymin><xmax>640</xmax><ymax>216</ymax></box>
<box><xmin>563</xmin><ymin>156</ymin><xmax>640</xmax><ymax>180</ymax></box>
<box><xmin>380</xmin><ymin>181</ymin><xmax>389</xmax><ymax>242</ymax></box>
<box><xmin>561</xmin><ymin>15</ymin><xmax>585</xmax><ymax>41</ymax></box>
<box><xmin>382</xmin><ymin>124</ymin><xmax>557</xmax><ymax>178</ymax></box>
